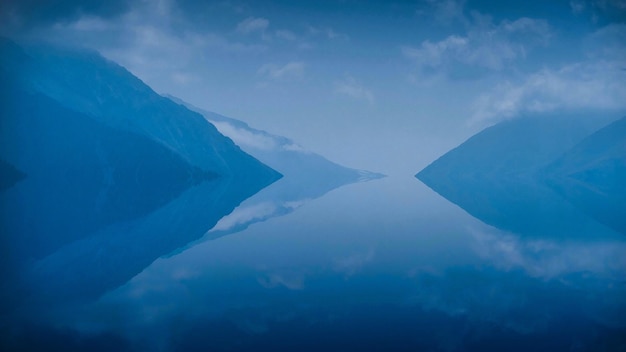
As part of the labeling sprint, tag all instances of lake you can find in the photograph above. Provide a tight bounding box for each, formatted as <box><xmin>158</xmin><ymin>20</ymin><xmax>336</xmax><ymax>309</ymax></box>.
<box><xmin>3</xmin><ymin>175</ymin><xmax>625</xmax><ymax>351</ymax></box>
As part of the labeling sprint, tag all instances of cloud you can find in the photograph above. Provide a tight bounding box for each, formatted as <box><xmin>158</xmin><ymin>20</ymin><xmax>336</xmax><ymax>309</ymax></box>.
<box><xmin>583</xmin><ymin>23</ymin><xmax>626</xmax><ymax>59</ymax></box>
<box><xmin>470</xmin><ymin>227</ymin><xmax>626</xmax><ymax>280</ymax></box>
<box><xmin>0</xmin><ymin>0</ymin><xmax>130</xmax><ymax>28</ymax></box>
<box><xmin>275</xmin><ymin>29</ymin><xmax>297</xmax><ymax>41</ymax></box>
<box><xmin>403</xmin><ymin>16</ymin><xmax>551</xmax><ymax>76</ymax></box>
<box><xmin>209</xmin><ymin>202</ymin><xmax>278</xmax><ymax>232</ymax></box>
<box><xmin>258</xmin><ymin>272</ymin><xmax>305</xmax><ymax>290</ymax></box>
<box><xmin>567</xmin><ymin>0</ymin><xmax>626</xmax><ymax>22</ymax></box>
<box><xmin>19</xmin><ymin>0</ymin><xmax>267</xmax><ymax>94</ymax></box>
<box><xmin>236</xmin><ymin>16</ymin><xmax>269</xmax><ymax>34</ymax></box>
<box><xmin>333</xmin><ymin>249</ymin><xmax>375</xmax><ymax>276</ymax></box>
<box><xmin>418</xmin><ymin>0</ymin><xmax>468</xmax><ymax>25</ymax></box>
<box><xmin>333</xmin><ymin>76</ymin><xmax>374</xmax><ymax>104</ymax></box>
<box><xmin>470</xmin><ymin>60</ymin><xmax>626</xmax><ymax>124</ymax></box>
<box><xmin>570</xmin><ymin>0</ymin><xmax>587</xmax><ymax>14</ymax></box>
<box><xmin>307</xmin><ymin>25</ymin><xmax>349</xmax><ymax>40</ymax></box>
<box><xmin>257</xmin><ymin>61</ymin><xmax>305</xmax><ymax>80</ymax></box>
<box><xmin>469</xmin><ymin>22</ymin><xmax>626</xmax><ymax>124</ymax></box>
<box><xmin>210</xmin><ymin>121</ymin><xmax>279</xmax><ymax>150</ymax></box>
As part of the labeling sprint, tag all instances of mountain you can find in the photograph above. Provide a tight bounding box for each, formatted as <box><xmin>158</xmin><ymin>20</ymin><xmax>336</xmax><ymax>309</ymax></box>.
<box><xmin>160</xmin><ymin>96</ymin><xmax>385</xmax><ymax>244</ymax></box>
<box><xmin>544</xmin><ymin>116</ymin><xmax>626</xmax><ymax>234</ymax></box>
<box><xmin>166</xmin><ymin>95</ymin><xmax>385</xmax><ymax>190</ymax></box>
<box><xmin>0</xmin><ymin>159</ymin><xmax>25</xmax><ymax>191</ymax></box>
<box><xmin>0</xmin><ymin>39</ymin><xmax>281</xmax><ymax>308</ymax></box>
<box><xmin>0</xmin><ymin>83</ymin><xmax>211</xmax><ymax>261</ymax></box>
<box><xmin>24</xmin><ymin>176</ymin><xmax>264</xmax><ymax>305</ymax></box>
<box><xmin>0</xmin><ymin>38</ymin><xmax>280</xmax><ymax>180</ymax></box>
<box><xmin>416</xmin><ymin>113</ymin><xmax>620</xmax><ymax>238</ymax></box>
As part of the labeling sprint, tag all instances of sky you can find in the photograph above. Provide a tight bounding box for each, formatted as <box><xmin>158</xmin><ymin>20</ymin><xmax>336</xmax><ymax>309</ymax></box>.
<box><xmin>1</xmin><ymin>0</ymin><xmax>625</xmax><ymax>175</ymax></box>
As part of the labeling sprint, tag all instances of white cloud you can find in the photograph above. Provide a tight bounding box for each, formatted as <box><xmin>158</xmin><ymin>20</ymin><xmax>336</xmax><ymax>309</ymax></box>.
<box><xmin>37</xmin><ymin>0</ymin><xmax>268</xmax><ymax>94</ymax></box>
<box><xmin>333</xmin><ymin>76</ymin><xmax>374</xmax><ymax>104</ymax></box>
<box><xmin>470</xmin><ymin>60</ymin><xmax>626</xmax><ymax>125</ymax></box>
<box><xmin>236</xmin><ymin>16</ymin><xmax>269</xmax><ymax>34</ymax></box>
<box><xmin>469</xmin><ymin>23</ymin><xmax>626</xmax><ymax>124</ymax></box>
<box><xmin>470</xmin><ymin>227</ymin><xmax>626</xmax><ymax>280</ymax></box>
<box><xmin>333</xmin><ymin>249</ymin><xmax>375</xmax><ymax>276</ymax></box>
<box><xmin>275</xmin><ymin>29</ymin><xmax>297</xmax><ymax>41</ymax></box>
<box><xmin>210</xmin><ymin>121</ymin><xmax>279</xmax><ymax>150</ymax></box>
<box><xmin>422</xmin><ymin>0</ymin><xmax>468</xmax><ymax>25</ymax></box>
<box><xmin>282</xmin><ymin>142</ymin><xmax>307</xmax><ymax>152</ymax></box>
<box><xmin>257</xmin><ymin>61</ymin><xmax>305</xmax><ymax>80</ymax></box>
<box><xmin>258</xmin><ymin>272</ymin><xmax>305</xmax><ymax>290</ymax></box>
<box><xmin>402</xmin><ymin>16</ymin><xmax>551</xmax><ymax>75</ymax></box>
<box><xmin>307</xmin><ymin>25</ymin><xmax>349</xmax><ymax>40</ymax></box>
<box><xmin>570</xmin><ymin>0</ymin><xmax>587</xmax><ymax>13</ymax></box>
<box><xmin>209</xmin><ymin>202</ymin><xmax>277</xmax><ymax>232</ymax></box>
<box><xmin>583</xmin><ymin>23</ymin><xmax>626</xmax><ymax>59</ymax></box>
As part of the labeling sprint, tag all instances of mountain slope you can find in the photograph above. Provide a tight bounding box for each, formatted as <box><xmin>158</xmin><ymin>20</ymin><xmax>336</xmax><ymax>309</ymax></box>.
<box><xmin>0</xmin><ymin>81</ymin><xmax>212</xmax><ymax>261</ymax></box>
<box><xmin>0</xmin><ymin>39</ymin><xmax>282</xmax><ymax>308</ymax></box>
<box><xmin>545</xmin><ymin>116</ymin><xmax>626</xmax><ymax>234</ymax></box>
<box><xmin>0</xmin><ymin>159</ymin><xmax>25</xmax><ymax>191</ymax></box>
<box><xmin>167</xmin><ymin>96</ymin><xmax>384</xmax><ymax>196</ymax></box>
<box><xmin>160</xmin><ymin>96</ymin><xmax>385</xmax><ymax>247</ymax></box>
<box><xmin>0</xmin><ymin>38</ymin><xmax>281</xmax><ymax>181</ymax></box>
<box><xmin>416</xmin><ymin>113</ymin><xmax>619</xmax><ymax>238</ymax></box>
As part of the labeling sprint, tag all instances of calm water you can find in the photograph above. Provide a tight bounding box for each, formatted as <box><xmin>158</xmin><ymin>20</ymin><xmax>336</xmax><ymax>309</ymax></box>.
<box><xmin>2</xmin><ymin>175</ymin><xmax>626</xmax><ymax>351</ymax></box>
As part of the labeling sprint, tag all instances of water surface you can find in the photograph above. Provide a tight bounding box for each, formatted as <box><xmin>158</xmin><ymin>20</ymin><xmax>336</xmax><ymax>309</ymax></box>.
<box><xmin>2</xmin><ymin>175</ymin><xmax>625</xmax><ymax>351</ymax></box>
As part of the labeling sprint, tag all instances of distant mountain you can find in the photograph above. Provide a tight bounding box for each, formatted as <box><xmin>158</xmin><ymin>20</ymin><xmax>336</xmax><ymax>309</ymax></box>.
<box><xmin>545</xmin><ymin>116</ymin><xmax>626</xmax><ymax>234</ymax></box>
<box><xmin>166</xmin><ymin>95</ymin><xmax>385</xmax><ymax>190</ymax></box>
<box><xmin>162</xmin><ymin>96</ymin><xmax>385</xmax><ymax>243</ymax></box>
<box><xmin>416</xmin><ymin>113</ymin><xmax>620</xmax><ymax>238</ymax></box>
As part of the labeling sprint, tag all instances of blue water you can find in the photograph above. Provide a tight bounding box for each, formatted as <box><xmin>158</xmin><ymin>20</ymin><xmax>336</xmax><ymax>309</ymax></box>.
<box><xmin>2</xmin><ymin>175</ymin><xmax>625</xmax><ymax>351</ymax></box>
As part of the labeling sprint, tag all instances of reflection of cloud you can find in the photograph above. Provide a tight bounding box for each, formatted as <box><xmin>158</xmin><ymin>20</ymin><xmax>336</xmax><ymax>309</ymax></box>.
<box><xmin>469</xmin><ymin>227</ymin><xmax>626</xmax><ymax>280</ymax></box>
<box><xmin>206</xmin><ymin>197</ymin><xmax>309</xmax><ymax>235</ymax></box>
<box><xmin>333</xmin><ymin>249</ymin><xmax>375</xmax><ymax>276</ymax></box>
<box><xmin>258</xmin><ymin>272</ymin><xmax>305</xmax><ymax>290</ymax></box>
<box><xmin>210</xmin><ymin>202</ymin><xmax>277</xmax><ymax>232</ymax></box>
<box><xmin>409</xmin><ymin>267</ymin><xmax>554</xmax><ymax>335</ymax></box>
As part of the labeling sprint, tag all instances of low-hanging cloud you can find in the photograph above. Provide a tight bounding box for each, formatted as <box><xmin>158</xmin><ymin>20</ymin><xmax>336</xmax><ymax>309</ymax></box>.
<box><xmin>210</xmin><ymin>121</ymin><xmax>279</xmax><ymax>151</ymax></box>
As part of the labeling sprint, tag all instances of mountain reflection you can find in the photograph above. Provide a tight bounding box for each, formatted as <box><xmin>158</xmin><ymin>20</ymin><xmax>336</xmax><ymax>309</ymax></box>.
<box><xmin>194</xmin><ymin>170</ymin><xmax>383</xmax><ymax>245</ymax></box>
<box><xmin>417</xmin><ymin>114</ymin><xmax>623</xmax><ymax>240</ymax></box>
